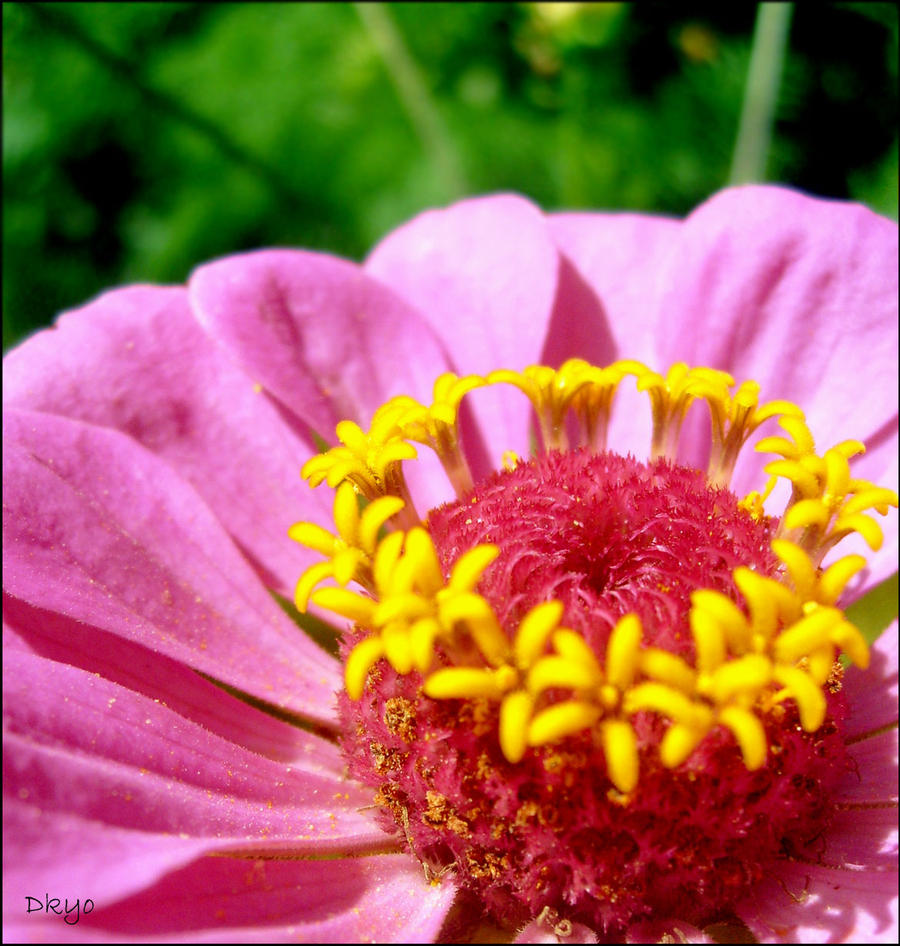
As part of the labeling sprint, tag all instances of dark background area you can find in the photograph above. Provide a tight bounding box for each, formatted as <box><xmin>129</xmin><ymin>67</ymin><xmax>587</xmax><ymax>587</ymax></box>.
<box><xmin>3</xmin><ymin>2</ymin><xmax>897</xmax><ymax>350</ymax></box>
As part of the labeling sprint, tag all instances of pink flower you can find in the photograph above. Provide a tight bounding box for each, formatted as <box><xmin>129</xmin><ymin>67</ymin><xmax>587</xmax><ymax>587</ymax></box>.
<box><xmin>3</xmin><ymin>186</ymin><xmax>897</xmax><ymax>943</ymax></box>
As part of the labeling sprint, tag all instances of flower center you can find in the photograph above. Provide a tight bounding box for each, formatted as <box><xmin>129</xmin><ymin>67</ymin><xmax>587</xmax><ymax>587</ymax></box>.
<box><xmin>289</xmin><ymin>359</ymin><xmax>896</xmax><ymax>936</ymax></box>
<box><xmin>426</xmin><ymin>449</ymin><xmax>778</xmax><ymax>659</ymax></box>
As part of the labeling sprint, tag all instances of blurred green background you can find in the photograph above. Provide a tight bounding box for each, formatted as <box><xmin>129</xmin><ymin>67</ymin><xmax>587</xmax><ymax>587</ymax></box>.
<box><xmin>3</xmin><ymin>1</ymin><xmax>897</xmax><ymax>351</ymax></box>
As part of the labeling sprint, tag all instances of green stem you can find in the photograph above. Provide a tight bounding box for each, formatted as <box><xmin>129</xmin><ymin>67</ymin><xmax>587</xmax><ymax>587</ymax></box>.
<box><xmin>354</xmin><ymin>2</ymin><xmax>467</xmax><ymax>197</ymax></box>
<box><xmin>728</xmin><ymin>3</ymin><xmax>794</xmax><ymax>185</ymax></box>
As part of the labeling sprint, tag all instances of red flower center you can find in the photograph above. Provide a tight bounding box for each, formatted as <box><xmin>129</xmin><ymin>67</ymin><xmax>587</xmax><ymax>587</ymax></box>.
<box><xmin>290</xmin><ymin>359</ymin><xmax>894</xmax><ymax>937</ymax></box>
<box><xmin>337</xmin><ymin>449</ymin><xmax>851</xmax><ymax>934</ymax></box>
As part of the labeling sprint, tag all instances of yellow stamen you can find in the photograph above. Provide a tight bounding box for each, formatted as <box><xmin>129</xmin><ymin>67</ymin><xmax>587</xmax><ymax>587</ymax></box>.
<box><xmin>771</xmin><ymin>665</ymin><xmax>826</xmax><ymax>731</ymax></box>
<box><xmin>528</xmin><ymin>700</ymin><xmax>601</xmax><ymax>747</ymax></box>
<box><xmin>718</xmin><ymin>706</ymin><xmax>767</xmax><ymax>770</ymax></box>
<box><xmin>660</xmin><ymin>722</ymin><xmax>707</xmax><ymax>768</ymax></box>
<box><xmin>707</xmin><ymin>654</ymin><xmax>773</xmax><ymax>704</ymax></box>
<box><xmin>515</xmin><ymin>601</ymin><xmax>566</xmax><ymax>667</ymax></box>
<box><xmin>601</xmin><ymin>719</ymin><xmax>639</xmax><ymax>794</ymax></box>
<box><xmin>310</xmin><ymin>587</ymin><xmax>376</xmax><ymax>625</ymax></box>
<box><xmin>499</xmin><ymin>690</ymin><xmax>536</xmax><ymax>763</ymax></box>
<box><xmin>624</xmin><ymin>683</ymin><xmax>712</xmax><ymax>730</ymax></box>
<box><xmin>345</xmin><ymin>636</ymin><xmax>385</xmax><ymax>699</ymax></box>
<box><xmin>424</xmin><ymin>666</ymin><xmax>517</xmax><ymax>701</ymax></box>
<box><xmin>639</xmin><ymin>648</ymin><xmax>697</xmax><ymax>692</ymax></box>
<box><xmin>527</xmin><ymin>655</ymin><xmax>598</xmax><ymax>694</ymax></box>
<box><xmin>605</xmin><ymin>614</ymin><xmax>642</xmax><ymax>690</ymax></box>
<box><xmin>773</xmin><ymin>607</ymin><xmax>845</xmax><ymax>664</ymax></box>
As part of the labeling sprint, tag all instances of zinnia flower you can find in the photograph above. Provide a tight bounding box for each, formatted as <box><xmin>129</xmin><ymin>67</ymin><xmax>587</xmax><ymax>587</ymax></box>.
<box><xmin>3</xmin><ymin>186</ymin><xmax>897</xmax><ymax>944</ymax></box>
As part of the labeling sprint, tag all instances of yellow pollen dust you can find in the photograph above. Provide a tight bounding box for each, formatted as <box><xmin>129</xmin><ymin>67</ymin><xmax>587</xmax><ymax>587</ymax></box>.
<box><xmin>290</xmin><ymin>358</ymin><xmax>896</xmax><ymax>796</ymax></box>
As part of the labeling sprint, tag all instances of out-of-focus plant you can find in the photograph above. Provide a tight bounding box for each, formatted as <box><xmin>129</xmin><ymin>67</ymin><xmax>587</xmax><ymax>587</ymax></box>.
<box><xmin>2</xmin><ymin>1</ymin><xmax>897</xmax><ymax>350</ymax></box>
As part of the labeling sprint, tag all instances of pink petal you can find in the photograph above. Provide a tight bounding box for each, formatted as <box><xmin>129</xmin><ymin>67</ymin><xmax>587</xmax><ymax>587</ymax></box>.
<box><xmin>3</xmin><ymin>409</ymin><xmax>340</xmax><ymax>722</ymax></box>
<box><xmin>650</xmin><ymin>185</ymin><xmax>898</xmax><ymax>496</ymax></box>
<box><xmin>188</xmin><ymin>249</ymin><xmax>453</xmax><ymax>437</ymax></box>
<box><xmin>546</xmin><ymin>210</ymin><xmax>681</xmax><ymax>367</ymax></box>
<box><xmin>3</xmin><ymin>798</ymin><xmax>212</xmax><ymax>919</ymax></box>
<box><xmin>8</xmin><ymin>854</ymin><xmax>456</xmax><ymax>943</ymax></box>
<box><xmin>837</xmin><ymin>729</ymin><xmax>899</xmax><ymax>804</ymax></box>
<box><xmin>4</xmin><ymin>651</ymin><xmax>385</xmax><ymax>847</ymax></box>
<box><xmin>3</xmin><ymin>596</ymin><xmax>339</xmax><ymax>765</ymax></box>
<box><xmin>365</xmin><ymin>194</ymin><xmax>561</xmax><ymax>468</ymax></box>
<box><xmin>843</xmin><ymin>626</ymin><xmax>899</xmax><ymax>739</ymax></box>
<box><xmin>738</xmin><ymin>858</ymin><xmax>898</xmax><ymax>944</ymax></box>
<box><xmin>545</xmin><ymin>211</ymin><xmax>683</xmax><ymax>460</ymax></box>
<box><xmin>805</xmin><ymin>805</ymin><xmax>898</xmax><ymax>870</ymax></box>
<box><xmin>738</xmin><ymin>627</ymin><xmax>898</xmax><ymax>944</ymax></box>
<box><xmin>3</xmin><ymin>650</ymin><xmax>396</xmax><ymax>922</ymax></box>
<box><xmin>2</xmin><ymin>285</ymin><xmax>332</xmax><ymax>595</ymax></box>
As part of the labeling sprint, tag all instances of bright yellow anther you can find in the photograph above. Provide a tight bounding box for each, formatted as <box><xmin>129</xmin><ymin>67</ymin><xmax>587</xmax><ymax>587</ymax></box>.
<box><xmin>807</xmin><ymin>645</ymin><xmax>837</xmax><ymax>685</ymax></box>
<box><xmin>424</xmin><ymin>666</ymin><xmax>512</xmax><ymax>700</ymax></box>
<box><xmin>660</xmin><ymin>723</ymin><xmax>707</xmax><ymax>768</ymax></box>
<box><xmin>733</xmin><ymin>568</ymin><xmax>798</xmax><ymax>640</ymax></box>
<box><xmin>841</xmin><ymin>487</ymin><xmax>899</xmax><ymax>517</ymax></box>
<box><xmin>404</xmin><ymin>527</ymin><xmax>445</xmax><ymax>596</ymax></box>
<box><xmin>440</xmin><ymin>593</ymin><xmax>509</xmax><ymax>667</ymax></box>
<box><xmin>773</xmin><ymin>607</ymin><xmax>844</xmax><ymax>664</ymax></box>
<box><xmin>301</xmin><ymin>418</ymin><xmax>418</xmax><ymax>502</ymax></box>
<box><xmin>288</xmin><ymin>520</ymin><xmax>337</xmax><ymax>557</ymax></box>
<box><xmin>345</xmin><ymin>636</ymin><xmax>385</xmax><ymax>699</ymax></box>
<box><xmin>834</xmin><ymin>439</ymin><xmax>866</xmax><ymax>460</ymax></box>
<box><xmin>823</xmin><ymin>449</ymin><xmax>851</xmax><ymax>500</ymax></box>
<box><xmin>778</xmin><ymin>415</ymin><xmax>816</xmax><ymax>455</ymax></box>
<box><xmin>819</xmin><ymin>554</ymin><xmax>867</xmax><ymax>605</ymax></box>
<box><xmin>772</xmin><ymin>665</ymin><xmax>826</xmax><ymax>731</ymax></box>
<box><xmin>527</xmin><ymin>656</ymin><xmax>598</xmax><ymax>695</ymax></box>
<box><xmin>772</xmin><ymin>539</ymin><xmax>818</xmax><ymax>600</ymax></box>
<box><xmin>333</xmin><ymin>481</ymin><xmax>360</xmax><ymax>537</ymax></box>
<box><xmin>640</xmin><ymin>648</ymin><xmax>697</xmax><ymax>692</ymax></box>
<box><xmin>638</xmin><ymin>362</ymin><xmax>727</xmax><ymax>460</ymax></box>
<box><xmin>332</xmin><ymin>548</ymin><xmax>361</xmax><ymax>585</ymax></box>
<box><xmin>708</xmin><ymin>654</ymin><xmax>773</xmax><ymax>704</ymax></box>
<box><xmin>718</xmin><ymin>706</ymin><xmax>767</xmax><ymax>770</ymax></box>
<box><xmin>528</xmin><ymin>700</ymin><xmax>601</xmax><ymax>747</ymax></box>
<box><xmin>783</xmin><ymin>498</ymin><xmax>831</xmax><ymax>531</ymax></box>
<box><xmin>830</xmin><ymin>620</ymin><xmax>870</xmax><ymax>669</ymax></box>
<box><xmin>359</xmin><ymin>495</ymin><xmax>406</xmax><ymax>552</ymax></box>
<box><xmin>410</xmin><ymin>617</ymin><xmax>441</xmax><ymax>673</ymax></box>
<box><xmin>373</xmin><ymin>592</ymin><xmax>431</xmax><ymax>626</ymax></box>
<box><xmin>372</xmin><ymin>530</ymin><xmax>406</xmax><ymax>592</ymax></box>
<box><xmin>764</xmin><ymin>460</ymin><xmax>822</xmax><ymax>498</ymax></box>
<box><xmin>550</xmin><ymin>628</ymin><xmax>600</xmax><ymax>676</ymax></box>
<box><xmin>703</xmin><ymin>382</ymin><xmax>804</xmax><ymax>487</ymax></box>
<box><xmin>689</xmin><ymin>608</ymin><xmax>727</xmax><ymax>674</ymax></box>
<box><xmin>602</xmin><ymin>719</ymin><xmax>639</xmax><ymax>794</ymax></box>
<box><xmin>624</xmin><ymin>683</ymin><xmax>712</xmax><ymax>730</ymax></box>
<box><xmin>447</xmin><ymin>544</ymin><xmax>500</xmax><ymax>592</ymax></box>
<box><xmin>293</xmin><ymin>561</ymin><xmax>337</xmax><ymax>612</ymax></box>
<box><xmin>514</xmin><ymin>601</ymin><xmax>565</xmax><ymax>668</ymax></box>
<box><xmin>690</xmin><ymin>590</ymin><xmax>751</xmax><ymax>653</ymax></box>
<box><xmin>310</xmin><ymin>587</ymin><xmax>376</xmax><ymax>626</ymax></box>
<box><xmin>382</xmin><ymin>623</ymin><xmax>413</xmax><ymax>674</ymax></box>
<box><xmin>605</xmin><ymin>614</ymin><xmax>643</xmax><ymax>690</ymax></box>
<box><xmin>832</xmin><ymin>513</ymin><xmax>884</xmax><ymax>551</ymax></box>
<box><xmin>499</xmin><ymin>690</ymin><xmax>536</xmax><ymax>763</ymax></box>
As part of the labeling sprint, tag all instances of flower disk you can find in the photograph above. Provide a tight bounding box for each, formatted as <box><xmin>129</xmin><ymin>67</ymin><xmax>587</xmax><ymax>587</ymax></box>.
<box><xmin>337</xmin><ymin>450</ymin><xmax>851</xmax><ymax>934</ymax></box>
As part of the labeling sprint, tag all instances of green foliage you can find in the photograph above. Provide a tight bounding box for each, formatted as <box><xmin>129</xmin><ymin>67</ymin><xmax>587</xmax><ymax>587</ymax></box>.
<box><xmin>3</xmin><ymin>2</ymin><xmax>897</xmax><ymax>349</ymax></box>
